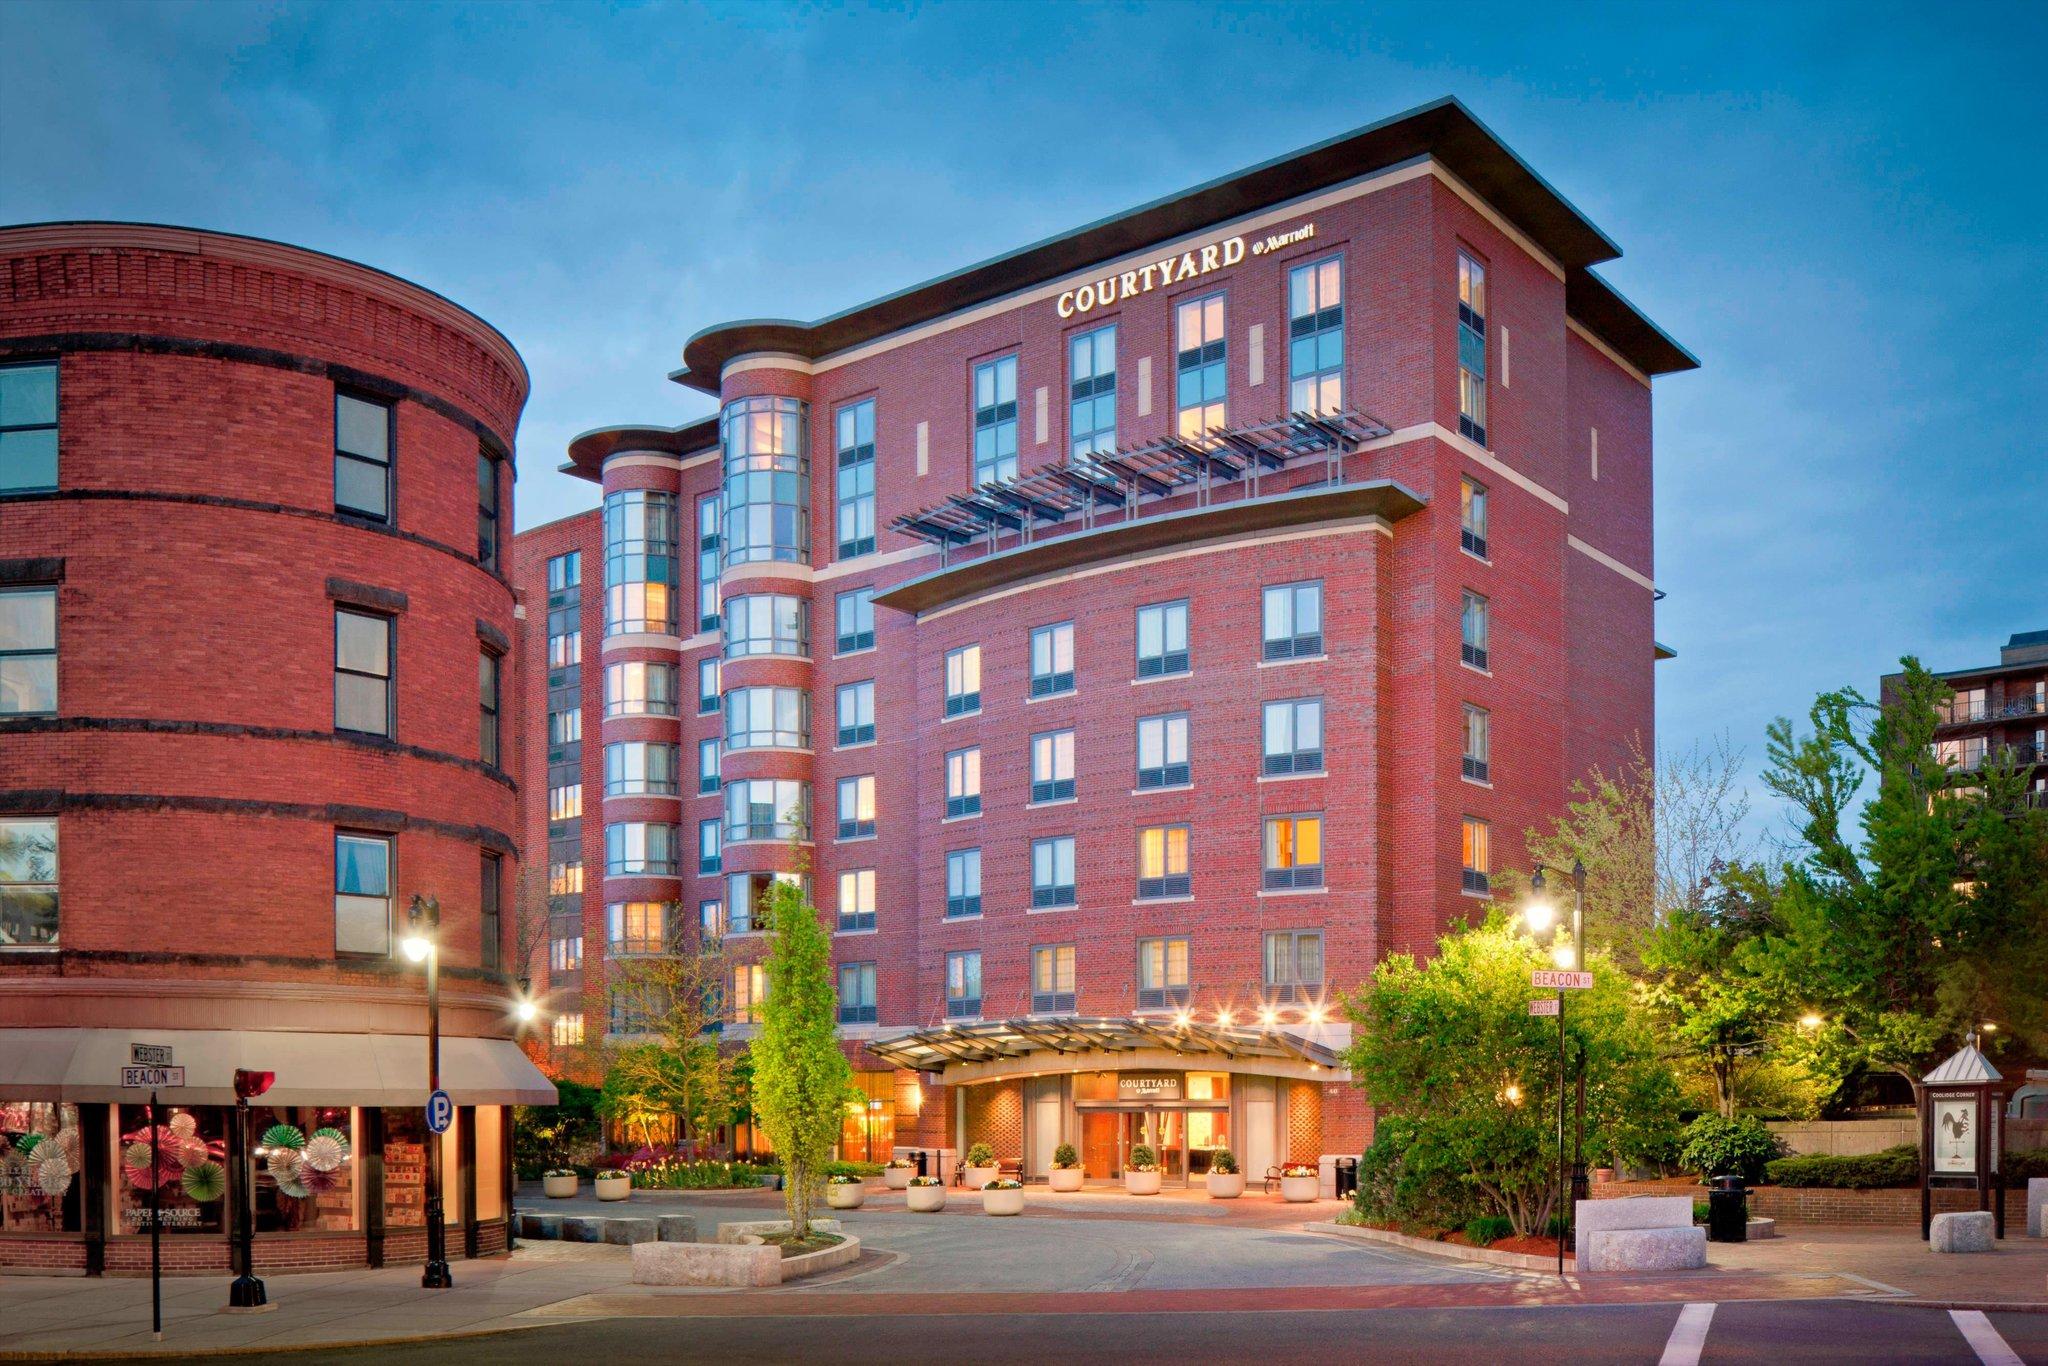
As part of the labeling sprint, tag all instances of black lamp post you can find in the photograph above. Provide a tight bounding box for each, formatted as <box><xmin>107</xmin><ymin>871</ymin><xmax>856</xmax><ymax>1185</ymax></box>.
<box><xmin>228</xmin><ymin>1067</ymin><xmax>274</xmax><ymax>1309</ymax></box>
<box><xmin>1525</xmin><ymin>859</ymin><xmax>1587</xmax><ymax>1276</ymax></box>
<box><xmin>403</xmin><ymin>894</ymin><xmax>453</xmax><ymax>1290</ymax></box>
<box><xmin>508</xmin><ymin>975</ymin><xmax>538</xmax><ymax>1252</ymax></box>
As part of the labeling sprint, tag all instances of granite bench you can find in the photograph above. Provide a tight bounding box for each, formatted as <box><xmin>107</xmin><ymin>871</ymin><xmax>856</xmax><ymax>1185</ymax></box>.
<box><xmin>1575</xmin><ymin>1195</ymin><xmax>1706</xmax><ymax>1273</ymax></box>
<box><xmin>1930</xmin><ymin>1210</ymin><xmax>1995</xmax><ymax>1253</ymax></box>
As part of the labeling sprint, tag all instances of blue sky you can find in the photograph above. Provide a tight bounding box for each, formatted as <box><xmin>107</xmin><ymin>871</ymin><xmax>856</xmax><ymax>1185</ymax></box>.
<box><xmin>4</xmin><ymin>0</ymin><xmax>2043</xmax><ymax>835</ymax></box>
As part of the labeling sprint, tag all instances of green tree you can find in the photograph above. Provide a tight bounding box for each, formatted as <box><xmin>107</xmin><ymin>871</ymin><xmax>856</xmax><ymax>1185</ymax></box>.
<box><xmin>748</xmin><ymin>864</ymin><xmax>854</xmax><ymax>1237</ymax></box>
<box><xmin>605</xmin><ymin>935</ymin><xmax>733</xmax><ymax>1151</ymax></box>
<box><xmin>1344</xmin><ymin>914</ymin><xmax>1681</xmax><ymax>1236</ymax></box>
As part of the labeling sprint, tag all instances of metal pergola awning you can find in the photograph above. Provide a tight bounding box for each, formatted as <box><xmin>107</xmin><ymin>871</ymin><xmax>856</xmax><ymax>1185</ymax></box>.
<box><xmin>864</xmin><ymin>1015</ymin><xmax>1345</xmax><ymax>1074</ymax></box>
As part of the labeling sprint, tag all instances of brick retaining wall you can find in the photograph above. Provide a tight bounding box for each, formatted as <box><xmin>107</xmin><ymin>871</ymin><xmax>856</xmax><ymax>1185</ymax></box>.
<box><xmin>1592</xmin><ymin>1178</ymin><xmax>2028</xmax><ymax>1229</ymax></box>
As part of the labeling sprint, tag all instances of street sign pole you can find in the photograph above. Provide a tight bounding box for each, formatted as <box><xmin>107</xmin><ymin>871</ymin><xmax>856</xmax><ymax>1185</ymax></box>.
<box><xmin>150</xmin><ymin>1090</ymin><xmax>162</xmax><ymax>1340</ymax></box>
<box><xmin>1555</xmin><ymin>989</ymin><xmax>1566</xmax><ymax>1277</ymax></box>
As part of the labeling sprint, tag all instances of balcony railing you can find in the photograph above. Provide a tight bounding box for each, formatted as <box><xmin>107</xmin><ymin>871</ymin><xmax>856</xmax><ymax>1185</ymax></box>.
<box><xmin>1938</xmin><ymin>693</ymin><xmax>2048</xmax><ymax>727</ymax></box>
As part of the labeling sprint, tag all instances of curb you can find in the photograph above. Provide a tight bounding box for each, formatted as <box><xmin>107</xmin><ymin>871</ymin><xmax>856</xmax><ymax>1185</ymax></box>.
<box><xmin>1312</xmin><ymin>1220</ymin><xmax>1573</xmax><ymax>1273</ymax></box>
<box><xmin>0</xmin><ymin>1320</ymin><xmax>560</xmax><ymax>1362</ymax></box>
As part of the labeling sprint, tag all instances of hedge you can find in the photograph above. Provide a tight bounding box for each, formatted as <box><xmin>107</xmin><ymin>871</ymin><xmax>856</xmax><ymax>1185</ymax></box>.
<box><xmin>1764</xmin><ymin>1145</ymin><xmax>2048</xmax><ymax>1190</ymax></box>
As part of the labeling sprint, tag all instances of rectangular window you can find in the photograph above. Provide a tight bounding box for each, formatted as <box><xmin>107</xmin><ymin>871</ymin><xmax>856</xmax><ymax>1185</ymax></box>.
<box><xmin>1030</xmin><ymin>729</ymin><xmax>1076</xmax><ymax>803</ymax></box>
<box><xmin>1262</xmin><ymin>697</ymin><xmax>1325</xmax><ymax>775</ymax></box>
<box><xmin>1137</xmin><ymin>824</ymin><xmax>1191</xmax><ymax>899</ymax></box>
<box><xmin>835</xmin><ymin>398</ymin><xmax>877</xmax><ymax>558</ymax></box>
<box><xmin>1175</xmin><ymin>293</ymin><xmax>1227</xmax><ymax>438</ymax></box>
<box><xmin>1030</xmin><ymin>944</ymin><xmax>1076</xmax><ymax>1014</ymax></box>
<box><xmin>548</xmin><ymin>551</ymin><xmax>582</xmax><ymax>593</ymax></box>
<box><xmin>549</xmin><ymin>923</ymin><xmax>583</xmax><ymax>974</ymax></box>
<box><xmin>1288</xmin><ymin>256</ymin><xmax>1344</xmax><ymax>414</ymax></box>
<box><xmin>972</xmin><ymin>355</ymin><xmax>1019</xmax><ymax>484</ymax></box>
<box><xmin>548</xmin><ymin>708</ymin><xmax>582</xmax><ymax>749</ymax></box>
<box><xmin>730</xmin><ymin>963</ymin><xmax>768</xmax><ymax>1025</ymax></box>
<box><xmin>698</xmin><ymin>657</ymin><xmax>720</xmax><ymax>714</ymax></box>
<box><xmin>697</xmin><ymin>494</ymin><xmax>722</xmax><ymax>632</ymax></box>
<box><xmin>1261</xmin><ymin>581</ymin><xmax>1323</xmax><ymax>661</ymax></box>
<box><xmin>945</xmin><ymin>747</ymin><xmax>981</xmax><ymax>818</ymax></box>
<box><xmin>1264</xmin><ymin>929</ymin><xmax>1324</xmax><ymax>997</ymax></box>
<box><xmin>837</xmin><ymin>868</ymin><xmax>877</xmax><ymax>932</ymax></box>
<box><xmin>1136</xmin><ymin>712</ymin><xmax>1190</xmax><ymax>789</ymax></box>
<box><xmin>607</xmin><ymin>901</ymin><xmax>675</xmax><ymax>956</ymax></box>
<box><xmin>334</xmin><ymin>831</ymin><xmax>392</xmax><ymax>956</ymax></box>
<box><xmin>0</xmin><ymin>361</ymin><xmax>58</xmax><ymax>493</ymax></box>
<box><xmin>1457</xmin><ymin>252</ymin><xmax>1488</xmax><ymax>446</ymax></box>
<box><xmin>334</xmin><ymin>607</ymin><xmax>393</xmax><ymax>738</ymax></box>
<box><xmin>1461</xmin><ymin>591</ymin><xmax>1490</xmax><ymax>671</ymax></box>
<box><xmin>723</xmin><ymin>778</ymin><xmax>809</xmax><ymax>842</ymax></box>
<box><xmin>1136</xmin><ymin>935</ymin><xmax>1190</xmax><ymax>1010</ymax></box>
<box><xmin>477</xmin><ymin>451</ymin><xmax>500</xmax><ymax>570</ymax></box>
<box><xmin>605</xmin><ymin>740</ymin><xmax>680</xmax><ymax>797</ymax></box>
<box><xmin>1068</xmin><ymin>324</ymin><xmax>1117</xmax><ymax>460</ymax></box>
<box><xmin>549</xmin><ymin>855</ymin><xmax>583</xmax><ymax>897</ymax></box>
<box><xmin>479</xmin><ymin>851</ymin><xmax>501</xmax><ymax>972</ymax></box>
<box><xmin>0</xmin><ymin>818</ymin><xmax>59</xmax><ymax>950</ymax></box>
<box><xmin>944</xmin><ymin>645</ymin><xmax>982</xmax><ymax>716</ymax></box>
<box><xmin>837</xmin><ymin>962</ymin><xmax>878</xmax><ymax>1024</ymax></box>
<box><xmin>837</xmin><ymin>774</ymin><xmax>876</xmax><ymax>840</ymax></box>
<box><xmin>837</xmin><ymin>680</ymin><xmax>875</xmax><ymax>746</ymax></box>
<box><xmin>1460</xmin><ymin>477</ymin><xmax>1489</xmax><ymax>559</ymax></box>
<box><xmin>698</xmin><ymin>818</ymin><xmax>721</xmax><ymax>875</ymax></box>
<box><xmin>547</xmin><ymin>605</ymin><xmax>581</xmax><ymax>668</ymax></box>
<box><xmin>1135</xmin><ymin>600</ymin><xmax>1189</xmax><ymax>678</ymax></box>
<box><xmin>551</xmin><ymin>1013</ymin><xmax>585</xmax><ymax>1047</ymax></box>
<box><xmin>1030</xmin><ymin>621</ymin><xmax>1075</xmax><ymax>697</ymax></box>
<box><xmin>945</xmin><ymin>848</ymin><xmax>982</xmax><ymax>919</ymax></box>
<box><xmin>699</xmin><ymin>737</ymin><xmax>721</xmax><ymax>794</ymax></box>
<box><xmin>334</xmin><ymin>391</ymin><xmax>392</xmax><ymax>521</ymax></box>
<box><xmin>836</xmin><ymin>587</ymin><xmax>875</xmax><ymax>653</ymax></box>
<box><xmin>1262</xmin><ymin>814</ymin><xmax>1324</xmax><ymax>890</ymax></box>
<box><xmin>945</xmin><ymin>950</ymin><xmax>982</xmax><ymax>1019</ymax></box>
<box><xmin>606</xmin><ymin>822</ymin><xmax>679</xmax><ymax>877</ymax></box>
<box><xmin>1462</xmin><ymin>817</ymin><xmax>1491</xmax><ymax>895</ymax></box>
<box><xmin>1031</xmin><ymin>835</ymin><xmax>1076</xmax><ymax>908</ymax></box>
<box><xmin>547</xmin><ymin>785</ymin><xmax>581</xmax><ymax>821</ymax></box>
<box><xmin>0</xmin><ymin>587</ymin><xmax>57</xmax><ymax>718</ymax></box>
<box><xmin>606</xmin><ymin>660</ymin><xmax>678</xmax><ymax>717</ymax></box>
<box><xmin>479</xmin><ymin>649</ymin><xmax>501</xmax><ymax>766</ymax></box>
<box><xmin>1462</xmin><ymin>705</ymin><xmax>1490</xmax><ymax>783</ymax></box>
<box><xmin>698</xmin><ymin>898</ymin><xmax>725</xmax><ymax>942</ymax></box>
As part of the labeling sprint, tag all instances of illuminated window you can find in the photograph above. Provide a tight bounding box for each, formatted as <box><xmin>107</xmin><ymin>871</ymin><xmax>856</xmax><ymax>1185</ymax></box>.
<box><xmin>945</xmin><ymin>950</ymin><xmax>982</xmax><ymax>1019</ymax></box>
<box><xmin>945</xmin><ymin>644</ymin><xmax>981</xmax><ymax>716</ymax></box>
<box><xmin>972</xmin><ymin>355</ymin><xmax>1019</xmax><ymax>483</ymax></box>
<box><xmin>1288</xmin><ymin>257</ymin><xmax>1343</xmax><ymax>414</ymax></box>
<box><xmin>334</xmin><ymin>391</ymin><xmax>392</xmax><ymax>521</ymax></box>
<box><xmin>1461</xmin><ymin>817</ymin><xmax>1490</xmax><ymax>895</ymax></box>
<box><xmin>1175</xmin><ymin>293</ymin><xmax>1227</xmax><ymax>438</ymax></box>
<box><xmin>1460</xmin><ymin>478</ymin><xmax>1489</xmax><ymax>559</ymax></box>
<box><xmin>1030</xmin><ymin>621</ymin><xmax>1075</xmax><ymax>697</ymax></box>
<box><xmin>837</xmin><ymin>774</ymin><xmax>876</xmax><ymax>840</ymax></box>
<box><xmin>1262</xmin><ymin>697</ymin><xmax>1324</xmax><ymax>776</ymax></box>
<box><xmin>1030</xmin><ymin>729</ymin><xmax>1075</xmax><ymax>803</ymax></box>
<box><xmin>1457</xmin><ymin>253</ymin><xmax>1488</xmax><ymax>445</ymax></box>
<box><xmin>551</xmin><ymin>1013</ymin><xmax>585</xmax><ymax>1048</ymax></box>
<box><xmin>1031</xmin><ymin>835</ymin><xmax>1076</xmax><ymax>908</ymax></box>
<box><xmin>548</xmin><ymin>923</ymin><xmax>582</xmax><ymax>973</ymax></box>
<box><xmin>606</xmin><ymin>660</ymin><xmax>677</xmax><ymax>717</ymax></box>
<box><xmin>548</xmin><ymin>785</ymin><xmax>581</xmax><ymax>822</ymax></box>
<box><xmin>608</xmin><ymin>901</ymin><xmax>675</xmax><ymax>956</ymax></box>
<box><xmin>836</xmin><ymin>398</ymin><xmax>877</xmax><ymax>559</ymax></box>
<box><xmin>1136</xmin><ymin>712</ymin><xmax>1189</xmax><ymax>789</ymax></box>
<box><xmin>1462</xmin><ymin>705</ymin><xmax>1490</xmax><ymax>783</ymax></box>
<box><xmin>603</xmin><ymin>489</ymin><xmax>680</xmax><ymax>636</ymax></box>
<box><xmin>945</xmin><ymin>747</ymin><xmax>981</xmax><ymax>819</ymax></box>
<box><xmin>1136</xmin><ymin>600</ymin><xmax>1188</xmax><ymax>678</ymax></box>
<box><xmin>721</xmin><ymin>396</ymin><xmax>808</xmax><ymax>567</ymax></box>
<box><xmin>1261</xmin><ymin>581</ymin><xmax>1323</xmax><ymax>661</ymax></box>
<box><xmin>1262</xmin><ymin>814</ymin><xmax>1323</xmax><ymax>890</ymax></box>
<box><xmin>1030</xmin><ymin>944</ymin><xmax>1076</xmax><ymax>1014</ymax></box>
<box><xmin>0</xmin><ymin>361</ymin><xmax>58</xmax><ymax>493</ymax></box>
<box><xmin>1068</xmin><ymin>324</ymin><xmax>1117</xmax><ymax>460</ymax></box>
<box><xmin>837</xmin><ymin>868</ymin><xmax>876</xmax><ymax>932</ymax></box>
<box><xmin>730</xmin><ymin>963</ymin><xmax>768</xmax><ymax>1024</ymax></box>
<box><xmin>945</xmin><ymin>848</ymin><xmax>981</xmax><ymax>919</ymax></box>
<box><xmin>1137</xmin><ymin>824</ymin><xmax>1191</xmax><ymax>899</ymax></box>
<box><xmin>1137</xmin><ymin>936</ymin><xmax>1189</xmax><ymax>1009</ymax></box>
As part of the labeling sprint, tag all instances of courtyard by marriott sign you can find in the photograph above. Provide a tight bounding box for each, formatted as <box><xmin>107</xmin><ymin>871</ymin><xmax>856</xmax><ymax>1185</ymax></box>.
<box><xmin>1117</xmin><ymin>1073</ymin><xmax>1182</xmax><ymax>1101</ymax></box>
<box><xmin>1055</xmin><ymin>222</ymin><xmax>1317</xmax><ymax>319</ymax></box>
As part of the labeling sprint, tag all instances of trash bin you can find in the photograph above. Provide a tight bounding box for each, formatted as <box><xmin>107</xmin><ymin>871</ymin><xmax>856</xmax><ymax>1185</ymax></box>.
<box><xmin>1334</xmin><ymin>1157</ymin><xmax>1359</xmax><ymax>1200</ymax></box>
<box><xmin>1707</xmin><ymin>1174</ymin><xmax>1747</xmax><ymax>1243</ymax></box>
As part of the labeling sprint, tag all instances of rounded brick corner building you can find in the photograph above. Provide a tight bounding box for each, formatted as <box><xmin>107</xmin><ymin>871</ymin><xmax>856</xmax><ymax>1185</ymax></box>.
<box><xmin>517</xmin><ymin>98</ymin><xmax>1696</xmax><ymax>1188</ymax></box>
<box><xmin>0</xmin><ymin>222</ymin><xmax>552</xmax><ymax>1273</ymax></box>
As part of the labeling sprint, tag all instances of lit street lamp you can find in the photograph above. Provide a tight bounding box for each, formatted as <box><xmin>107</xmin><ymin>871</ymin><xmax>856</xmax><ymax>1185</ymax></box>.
<box><xmin>1524</xmin><ymin>858</ymin><xmax>1587</xmax><ymax>1276</ymax></box>
<box><xmin>402</xmin><ymin>894</ymin><xmax>453</xmax><ymax>1290</ymax></box>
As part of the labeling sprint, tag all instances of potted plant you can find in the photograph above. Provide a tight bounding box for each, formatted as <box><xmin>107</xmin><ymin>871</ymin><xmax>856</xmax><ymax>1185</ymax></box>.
<box><xmin>906</xmin><ymin>1175</ymin><xmax>946</xmax><ymax>1212</ymax></box>
<box><xmin>541</xmin><ymin>1168</ymin><xmax>578</xmax><ymax>1199</ymax></box>
<box><xmin>980</xmin><ymin>1177</ymin><xmax>1025</xmax><ymax>1216</ymax></box>
<box><xmin>883</xmin><ymin>1156</ymin><xmax>917</xmax><ymax>1190</ymax></box>
<box><xmin>594</xmin><ymin>1168</ymin><xmax>631</xmax><ymax>1202</ymax></box>
<box><xmin>1205</xmin><ymin>1149</ymin><xmax>1244</xmax><ymax>1199</ymax></box>
<box><xmin>1277</xmin><ymin>1162</ymin><xmax>1320</xmax><ymax>1203</ymax></box>
<box><xmin>1047</xmin><ymin>1142</ymin><xmax>1084</xmax><ymax>1192</ymax></box>
<box><xmin>825</xmin><ymin>1172</ymin><xmax>866</xmax><ymax>1209</ymax></box>
<box><xmin>963</xmin><ymin>1142</ymin><xmax>1000</xmax><ymax>1191</ymax></box>
<box><xmin>1124</xmin><ymin>1144</ymin><xmax>1161</xmax><ymax>1195</ymax></box>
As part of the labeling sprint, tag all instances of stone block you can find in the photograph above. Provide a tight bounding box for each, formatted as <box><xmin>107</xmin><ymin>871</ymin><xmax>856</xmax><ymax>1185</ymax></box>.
<box><xmin>631</xmin><ymin>1240</ymin><xmax>780</xmax><ymax>1287</ymax></box>
<box><xmin>561</xmin><ymin>1217</ymin><xmax>608</xmax><ymax>1244</ymax></box>
<box><xmin>604</xmin><ymin>1217</ymin><xmax>658</xmax><ymax>1245</ymax></box>
<box><xmin>1575</xmin><ymin>1195</ymin><xmax>1695</xmax><ymax>1236</ymax></box>
<box><xmin>2028</xmin><ymin>1178</ymin><xmax>2046</xmax><ymax>1239</ymax></box>
<box><xmin>657</xmin><ymin>1215</ymin><xmax>699</xmax><ymax>1243</ymax></box>
<box><xmin>520</xmin><ymin>1213</ymin><xmax>562</xmax><ymax>1240</ymax></box>
<box><xmin>1930</xmin><ymin>1211</ymin><xmax>1996</xmax><ymax>1253</ymax></box>
<box><xmin>1745</xmin><ymin>1218</ymin><xmax>1776</xmax><ymax>1241</ymax></box>
<box><xmin>1581</xmin><ymin>1226</ymin><xmax>1708</xmax><ymax>1273</ymax></box>
<box><xmin>714</xmin><ymin>1218</ymin><xmax>841</xmax><ymax>1245</ymax></box>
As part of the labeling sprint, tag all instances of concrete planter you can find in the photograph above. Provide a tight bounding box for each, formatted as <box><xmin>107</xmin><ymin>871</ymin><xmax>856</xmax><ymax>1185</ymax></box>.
<box><xmin>906</xmin><ymin>1184</ymin><xmax>947</xmax><ymax>1212</ymax></box>
<box><xmin>542</xmin><ymin>1174</ymin><xmax>578</xmax><ymax>1199</ymax></box>
<box><xmin>982</xmin><ymin>1186</ymin><xmax>1025</xmax><ymax>1216</ymax></box>
<box><xmin>1279</xmin><ymin>1174</ymin><xmax>1319</xmax><ymax>1203</ymax></box>
<box><xmin>825</xmin><ymin>1181</ymin><xmax>866</xmax><ymax>1209</ymax></box>
<box><xmin>595</xmin><ymin>1174</ymin><xmax>632</xmax><ymax>1202</ymax></box>
<box><xmin>1048</xmin><ymin>1167</ymin><xmax>1085</xmax><ymax>1192</ymax></box>
<box><xmin>1206</xmin><ymin>1171</ymin><xmax>1245</xmax><ymax>1199</ymax></box>
<box><xmin>883</xmin><ymin>1166</ymin><xmax>914</xmax><ymax>1190</ymax></box>
<box><xmin>964</xmin><ymin>1165</ymin><xmax>1001</xmax><ymax>1191</ymax></box>
<box><xmin>1124</xmin><ymin>1169</ymin><xmax>1162</xmax><ymax>1195</ymax></box>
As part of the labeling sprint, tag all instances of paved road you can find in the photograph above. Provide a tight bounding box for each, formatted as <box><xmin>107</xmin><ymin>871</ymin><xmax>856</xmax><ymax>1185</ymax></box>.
<box><xmin>78</xmin><ymin>1300</ymin><xmax>2048</xmax><ymax>1364</ymax></box>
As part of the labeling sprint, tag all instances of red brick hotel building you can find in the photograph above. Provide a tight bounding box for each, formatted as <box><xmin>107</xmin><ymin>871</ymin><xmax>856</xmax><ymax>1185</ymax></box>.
<box><xmin>516</xmin><ymin>99</ymin><xmax>1694</xmax><ymax>1187</ymax></box>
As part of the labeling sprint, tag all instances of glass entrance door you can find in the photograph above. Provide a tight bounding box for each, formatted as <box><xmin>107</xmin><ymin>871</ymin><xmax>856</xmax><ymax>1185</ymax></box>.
<box><xmin>1116</xmin><ymin>1110</ymin><xmax>1190</xmax><ymax>1184</ymax></box>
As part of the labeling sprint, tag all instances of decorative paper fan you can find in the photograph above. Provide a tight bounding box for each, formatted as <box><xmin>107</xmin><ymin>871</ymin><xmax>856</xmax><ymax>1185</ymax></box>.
<box><xmin>169</xmin><ymin>1135</ymin><xmax>212</xmax><ymax>1169</ymax></box>
<box><xmin>34</xmin><ymin>1150</ymin><xmax>73</xmax><ymax>1198</ymax></box>
<box><xmin>311</xmin><ymin>1127</ymin><xmax>350</xmax><ymax>1159</ymax></box>
<box><xmin>16</xmin><ymin>1133</ymin><xmax>43</xmax><ymax>1159</ymax></box>
<box><xmin>121</xmin><ymin>1141</ymin><xmax>154</xmax><ymax>1172</ymax></box>
<box><xmin>299</xmin><ymin>1160</ymin><xmax>339</xmax><ymax>1194</ymax></box>
<box><xmin>168</xmin><ymin>1112</ymin><xmax>197</xmax><ymax>1139</ymax></box>
<box><xmin>261</xmin><ymin>1124</ymin><xmax>306</xmax><ymax>1153</ymax></box>
<box><xmin>274</xmin><ymin>1155</ymin><xmax>311</xmax><ymax>1200</ymax></box>
<box><xmin>180</xmin><ymin>1159</ymin><xmax>226</xmax><ymax>1203</ymax></box>
<box><xmin>302</xmin><ymin>1133</ymin><xmax>345</xmax><ymax>1173</ymax></box>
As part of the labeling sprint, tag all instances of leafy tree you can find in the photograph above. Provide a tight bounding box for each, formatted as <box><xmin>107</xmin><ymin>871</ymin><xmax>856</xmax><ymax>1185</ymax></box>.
<box><xmin>748</xmin><ymin>864</ymin><xmax>854</xmax><ymax>1237</ymax></box>
<box><xmin>1344</xmin><ymin>914</ymin><xmax>1681</xmax><ymax>1236</ymax></box>
<box><xmin>604</xmin><ymin>934</ymin><xmax>734</xmax><ymax>1151</ymax></box>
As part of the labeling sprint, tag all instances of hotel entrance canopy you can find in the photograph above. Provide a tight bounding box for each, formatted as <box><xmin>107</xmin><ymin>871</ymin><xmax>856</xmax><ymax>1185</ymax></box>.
<box><xmin>866</xmin><ymin>1015</ymin><xmax>1346</xmax><ymax>1074</ymax></box>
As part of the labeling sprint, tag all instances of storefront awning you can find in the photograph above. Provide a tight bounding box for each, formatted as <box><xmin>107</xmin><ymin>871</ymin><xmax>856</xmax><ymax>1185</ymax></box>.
<box><xmin>0</xmin><ymin>1028</ymin><xmax>557</xmax><ymax>1107</ymax></box>
<box><xmin>865</xmin><ymin>1015</ymin><xmax>1346</xmax><ymax>1074</ymax></box>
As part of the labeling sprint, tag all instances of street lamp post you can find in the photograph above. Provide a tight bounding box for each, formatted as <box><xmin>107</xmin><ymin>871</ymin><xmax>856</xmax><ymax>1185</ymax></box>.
<box><xmin>508</xmin><ymin>977</ymin><xmax>538</xmax><ymax>1253</ymax></box>
<box><xmin>403</xmin><ymin>895</ymin><xmax>453</xmax><ymax>1290</ymax></box>
<box><xmin>1524</xmin><ymin>859</ymin><xmax>1587</xmax><ymax>1277</ymax></box>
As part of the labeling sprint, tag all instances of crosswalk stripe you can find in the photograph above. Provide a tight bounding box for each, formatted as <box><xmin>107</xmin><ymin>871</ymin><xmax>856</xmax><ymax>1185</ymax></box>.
<box><xmin>1951</xmin><ymin>1309</ymin><xmax>2023</xmax><ymax>1366</ymax></box>
<box><xmin>1657</xmin><ymin>1302</ymin><xmax>1715</xmax><ymax>1366</ymax></box>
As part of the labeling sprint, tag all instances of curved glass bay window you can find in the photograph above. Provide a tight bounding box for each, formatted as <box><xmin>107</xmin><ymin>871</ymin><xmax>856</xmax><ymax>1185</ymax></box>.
<box><xmin>605</xmin><ymin>740</ymin><xmax>680</xmax><ymax>797</ymax></box>
<box><xmin>721</xmin><ymin>396</ymin><xmax>809</xmax><ymax>567</ymax></box>
<box><xmin>723</xmin><ymin>686</ymin><xmax>810</xmax><ymax>751</ymax></box>
<box><xmin>723</xmin><ymin>594</ymin><xmax>809</xmax><ymax>659</ymax></box>
<box><xmin>605</xmin><ymin>660</ymin><xmax>679</xmax><ymax>717</ymax></box>
<box><xmin>605</xmin><ymin>821</ymin><xmax>679</xmax><ymax>877</ymax></box>
<box><xmin>724</xmin><ymin>778</ymin><xmax>809</xmax><ymax>843</ymax></box>
<box><xmin>604</xmin><ymin>490</ymin><xmax>680</xmax><ymax>636</ymax></box>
